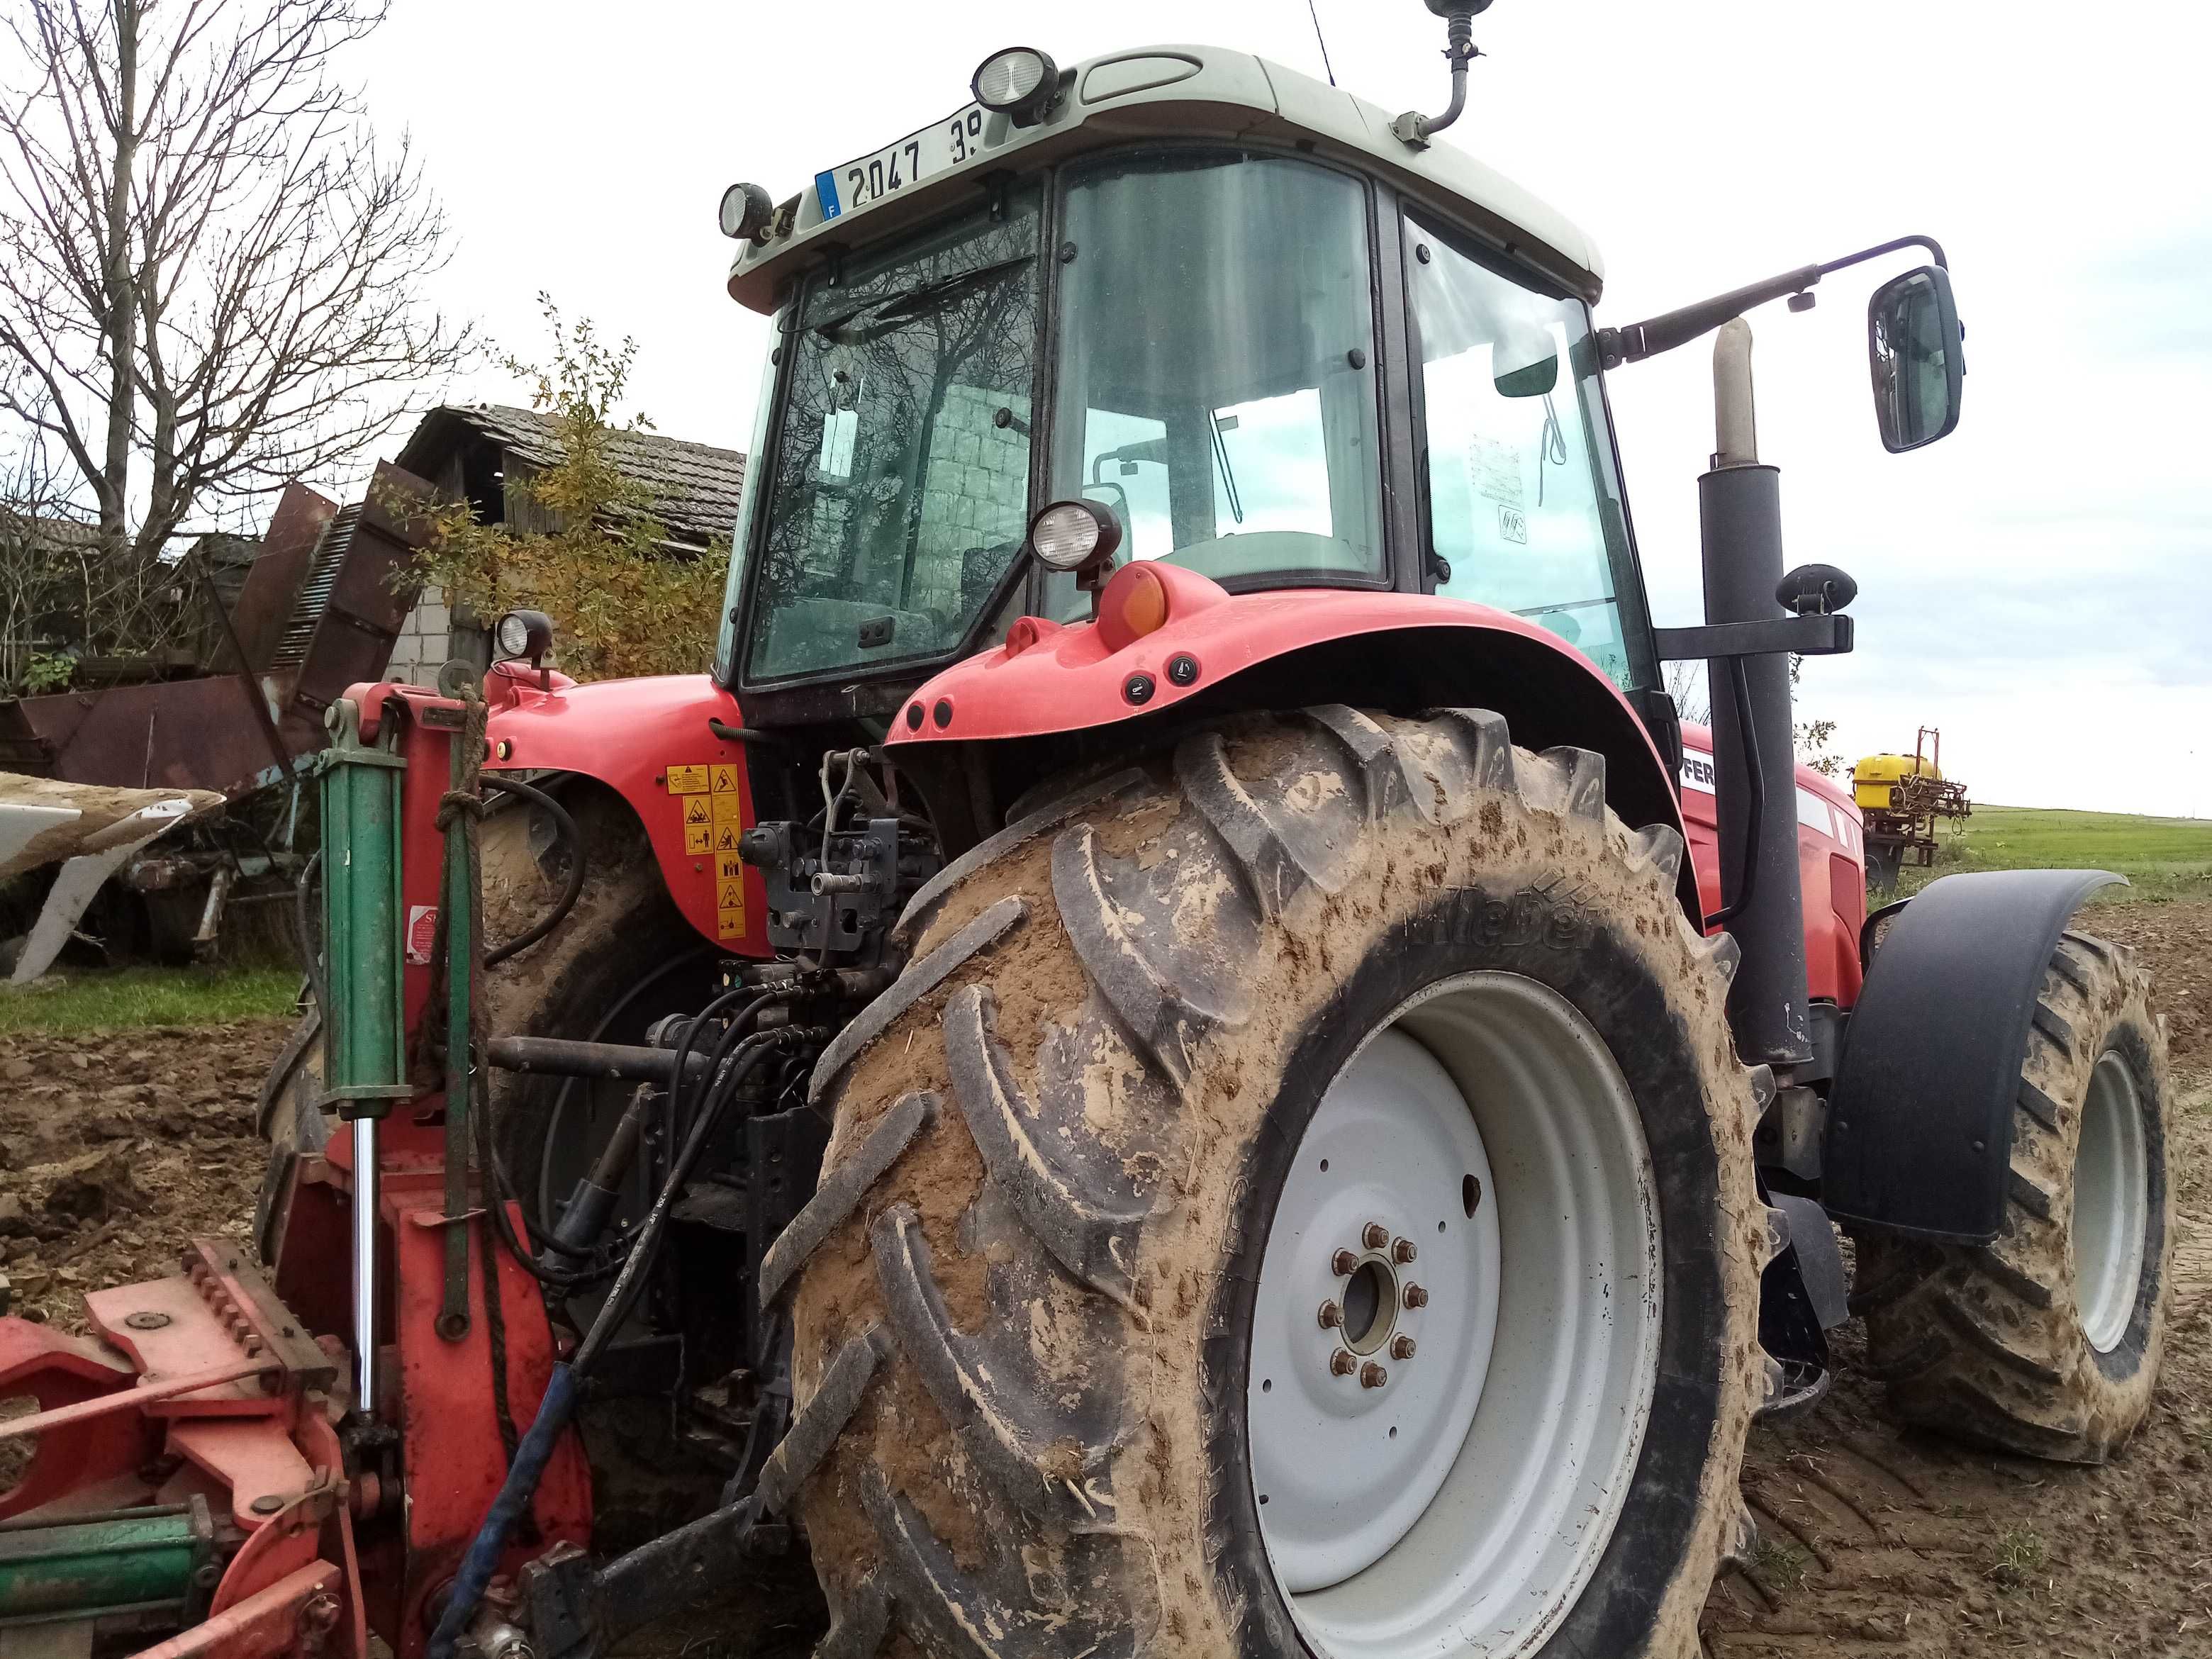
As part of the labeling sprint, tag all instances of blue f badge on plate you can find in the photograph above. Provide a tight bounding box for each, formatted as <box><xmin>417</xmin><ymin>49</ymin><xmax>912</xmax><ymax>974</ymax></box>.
<box><xmin>814</xmin><ymin>171</ymin><xmax>842</xmax><ymax>220</ymax></box>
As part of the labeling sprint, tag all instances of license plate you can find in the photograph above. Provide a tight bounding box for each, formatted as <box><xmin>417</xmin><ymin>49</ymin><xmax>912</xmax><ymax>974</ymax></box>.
<box><xmin>815</xmin><ymin>106</ymin><xmax>987</xmax><ymax>220</ymax></box>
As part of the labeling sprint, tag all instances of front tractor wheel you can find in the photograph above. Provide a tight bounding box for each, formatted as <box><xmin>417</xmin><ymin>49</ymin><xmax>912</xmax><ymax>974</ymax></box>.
<box><xmin>772</xmin><ymin>707</ymin><xmax>1777</xmax><ymax>1658</ymax></box>
<box><xmin>1856</xmin><ymin>928</ymin><xmax>2173</xmax><ymax>1462</ymax></box>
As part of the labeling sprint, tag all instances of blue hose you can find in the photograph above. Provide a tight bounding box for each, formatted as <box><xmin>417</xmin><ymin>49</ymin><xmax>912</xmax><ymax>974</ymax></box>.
<box><xmin>425</xmin><ymin>1362</ymin><xmax>579</xmax><ymax>1659</ymax></box>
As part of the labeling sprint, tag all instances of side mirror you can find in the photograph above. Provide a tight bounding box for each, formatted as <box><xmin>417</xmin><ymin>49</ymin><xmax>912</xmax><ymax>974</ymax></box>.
<box><xmin>1867</xmin><ymin>265</ymin><xmax>1963</xmax><ymax>452</ymax></box>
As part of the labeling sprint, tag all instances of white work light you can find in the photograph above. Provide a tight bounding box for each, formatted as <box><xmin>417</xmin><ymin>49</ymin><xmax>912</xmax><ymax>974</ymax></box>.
<box><xmin>1028</xmin><ymin>500</ymin><xmax>1121</xmax><ymax>572</ymax></box>
<box><xmin>971</xmin><ymin>48</ymin><xmax>1061</xmax><ymax>124</ymax></box>
<box><xmin>718</xmin><ymin>182</ymin><xmax>773</xmax><ymax>241</ymax></box>
<box><xmin>494</xmin><ymin>609</ymin><xmax>554</xmax><ymax>664</ymax></box>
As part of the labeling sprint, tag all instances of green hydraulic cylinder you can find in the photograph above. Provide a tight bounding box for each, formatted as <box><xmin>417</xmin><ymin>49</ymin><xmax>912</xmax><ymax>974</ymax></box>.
<box><xmin>0</xmin><ymin>1502</ymin><xmax>213</xmax><ymax>1624</ymax></box>
<box><xmin>318</xmin><ymin>698</ymin><xmax>411</xmax><ymax>1418</ymax></box>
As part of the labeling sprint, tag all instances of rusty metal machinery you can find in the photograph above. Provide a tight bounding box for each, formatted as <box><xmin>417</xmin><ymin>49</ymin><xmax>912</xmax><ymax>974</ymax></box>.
<box><xmin>0</xmin><ymin>464</ymin><xmax>433</xmax><ymax>973</ymax></box>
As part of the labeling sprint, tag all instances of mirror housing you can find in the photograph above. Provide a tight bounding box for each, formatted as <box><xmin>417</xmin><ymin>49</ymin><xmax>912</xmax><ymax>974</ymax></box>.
<box><xmin>1867</xmin><ymin>265</ymin><xmax>1963</xmax><ymax>452</ymax></box>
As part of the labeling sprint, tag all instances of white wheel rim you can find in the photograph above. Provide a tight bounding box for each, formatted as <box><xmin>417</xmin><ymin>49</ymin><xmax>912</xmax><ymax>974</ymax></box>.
<box><xmin>2073</xmin><ymin>1049</ymin><xmax>2148</xmax><ymax>1354</ymax></box>
<box><xmin>1247</xmin><ymin>973</ymin><xmax>1663</xmax><ymax>1659</ymax></box>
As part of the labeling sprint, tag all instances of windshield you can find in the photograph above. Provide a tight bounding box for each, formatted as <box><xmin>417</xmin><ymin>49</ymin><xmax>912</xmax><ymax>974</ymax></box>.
<box><xmin>739</xmin><ymin>187</ymin><xmax>1040</xmax><ymax>681</ymax></box>
<box><xmin>1047</xmin><ymin>152</ymin><xmax>1382</xmax><ymax>609</ymax></box>
<box><xmin>1407</xmin><ymin>216</ymin><xmax>1645</xmax><ymax>689</ymax></box>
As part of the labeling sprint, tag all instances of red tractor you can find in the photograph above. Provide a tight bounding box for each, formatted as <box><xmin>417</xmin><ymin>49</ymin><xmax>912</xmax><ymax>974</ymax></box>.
<box><xmin>0</xmin><ymin>12</ymin><xmax>2173</xmax><ymax>1659</ymax></box>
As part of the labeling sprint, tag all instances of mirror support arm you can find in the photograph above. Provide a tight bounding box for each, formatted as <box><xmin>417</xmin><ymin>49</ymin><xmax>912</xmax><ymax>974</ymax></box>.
<box><xmin>1599</xmin><ymin>234</ymin><xmax>1949</xmax><ymax>370</ymax></box>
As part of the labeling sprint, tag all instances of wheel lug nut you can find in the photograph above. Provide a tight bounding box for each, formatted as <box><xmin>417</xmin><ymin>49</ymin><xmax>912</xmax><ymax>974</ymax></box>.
<box><xmin>1391</xmin><ymin>1335</ymin><xmax>1417</xmax><ymax>1361</ymax></box>
<box><xmin>1360</xmin><ymin>1362</ymin><xmax>1388</xmax><ymax>1389</ymax></box>
<box><xmin>1362</xmin><ymin>1222</ymin><xmax>1390</xmax><ymax>1250</ymax></box>
<box><xmin>1392</xmin><ymin>1238</ymin><xmax>1417</xmax><ymax>1264</ymax></box>
<box><xmin>1403</xmin><ymin>1283</ymin><xmax>1429</xmax><ymax>1309</ymax></box>
<box><xmin>1317</xmin><ymin>1300</ymin><xmax>1343</xmax><ymax>1329</ymax></box>
<box><xmin>1331</xmin><ymin>1249</ymin><xmax>1359</xmax><ymax>1276</ymax></box>
<box><xmin>1330</xmin><ymin>1350</ymin><xmax>1358</xmax><ymax>1377</ymax></box>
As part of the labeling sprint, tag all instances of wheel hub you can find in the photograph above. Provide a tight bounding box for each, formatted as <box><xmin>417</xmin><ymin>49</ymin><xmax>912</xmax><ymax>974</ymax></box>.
<box><xmin>1247</xmin><ymin>973</ymin><xmax>1663</xmax><ymax>1659</ymax></box>
<box><xmin>1247</xmin><ymin>1029</ymin><xmax>1495</xmax><ymax>1593</ymax></box>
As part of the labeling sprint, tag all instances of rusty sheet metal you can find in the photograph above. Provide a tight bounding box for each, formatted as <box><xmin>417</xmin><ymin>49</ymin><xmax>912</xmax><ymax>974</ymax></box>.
<box><xmin>0</xmin><ymin>678</ymin><xmax>296</xmax><ymax>799</ymax></box>
<box><xmin>0</xmin><ymin>462</ymin><xmax>432</xmax><ymax>803</ymax></box>
<box><xmin>225</xmin><ymin>483</ymin><xmax>342</xmax><ymax>676</ymax></box>
<box><xmin>269</xmin><ymin>464</ymin><xmax>430</xmax><ymax>754</ymax></box>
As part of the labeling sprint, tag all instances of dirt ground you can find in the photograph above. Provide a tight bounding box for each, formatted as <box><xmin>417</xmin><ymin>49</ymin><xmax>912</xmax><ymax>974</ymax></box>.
<box><xmin>1707</xmin><ymin>898</ymin><xmax>2212</xmax><ymax>1659</ymax></box>
<box><xmin>0</xmin><ymin>898</ymin><xmax>2205</xmax><ymax>1655</ymax></box>
<box><xmin>0</xmin><ymin>1016</ymin><xmax>284</xmax><ymax>1326</ymax></box>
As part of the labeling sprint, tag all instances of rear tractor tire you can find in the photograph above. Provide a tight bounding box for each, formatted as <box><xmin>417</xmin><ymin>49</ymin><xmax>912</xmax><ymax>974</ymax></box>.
<box><xmin>772</xmin><ymin>707</ymin><xmax>1782</xmax><ymax>1659</ymax></box>
<box><xmin>1857</xmin><ymin>928</ymin><xmax>2173</xmax><ymax>1463</ymax></box>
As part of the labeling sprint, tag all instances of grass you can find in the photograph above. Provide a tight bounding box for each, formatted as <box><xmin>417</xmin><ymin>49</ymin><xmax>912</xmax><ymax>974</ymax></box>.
<box><xmin>1986</xmin><ymin>1526</ymin><xmax>2046</xmax><ymax>1590</ymax></box>
<box><xmin>1750</xmin><ymin>1534</ymin><xmax>1811</xmax><ymax>1592</ymax></box>
<box><xmin>0</xmin><ymin>965</ymin><xmax>301</xmax><ymax>1037</ymax></box>
<box><xmin>1900</xmin><ymin>804</ymin><xmax>2212</xmax><ymax>905</ymax></box>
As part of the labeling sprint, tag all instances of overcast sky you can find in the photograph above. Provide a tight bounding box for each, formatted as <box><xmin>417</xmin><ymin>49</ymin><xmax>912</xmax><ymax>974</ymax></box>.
<box><xmin>351</xmin><ymin>0</ymin><xmax>2211</xmax><ymax>817</ymax></box>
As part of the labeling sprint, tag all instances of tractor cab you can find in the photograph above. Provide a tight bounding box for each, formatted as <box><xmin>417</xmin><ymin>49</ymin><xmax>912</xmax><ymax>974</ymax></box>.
<box><xmin>713</xmin><ymin>43</ymin><xmax>1653</xmax><ymax>711</ymax></box>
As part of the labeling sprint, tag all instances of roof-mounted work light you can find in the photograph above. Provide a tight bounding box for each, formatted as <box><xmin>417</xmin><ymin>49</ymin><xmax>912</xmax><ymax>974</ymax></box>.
<box><xmin>971</xmin><ymin>47</ymin><xmax>1061</xmax><ymax>125</ymax></box>
<box><xmin>718</xmin><ymin>181</ymin><xmax>773</xmax><ymax>241</ymax></box>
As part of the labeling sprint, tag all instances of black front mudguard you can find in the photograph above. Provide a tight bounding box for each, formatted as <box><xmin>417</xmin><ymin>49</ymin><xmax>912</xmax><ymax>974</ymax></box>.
<box><xmin>1821</xmin><ymin>868</ymin><xmax>2121</xmax><ymax>1242</ymax></box>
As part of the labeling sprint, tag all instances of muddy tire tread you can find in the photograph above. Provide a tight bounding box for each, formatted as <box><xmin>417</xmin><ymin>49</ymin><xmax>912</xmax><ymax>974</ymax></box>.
<box><xmin>1855</xmin><ymin>930</ymin><xmax>2172</xmax><ymax>1463</ymax></box>
<box><xmin>788</xmin><ymin>705</ymin><xmax>1766</xmax><ymax>1658</ymax></box>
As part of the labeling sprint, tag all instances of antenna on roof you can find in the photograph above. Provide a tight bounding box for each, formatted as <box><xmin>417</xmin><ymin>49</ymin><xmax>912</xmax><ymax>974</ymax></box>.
<box><xmin>1305</xmin><ymin>0</ymin><xmax>1337</xmax><ymax>86</ymax></box>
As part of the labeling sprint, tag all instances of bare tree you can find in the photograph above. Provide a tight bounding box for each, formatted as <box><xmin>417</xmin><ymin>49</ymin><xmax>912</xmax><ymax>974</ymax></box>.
<box><xmin>0</xmin><ymin>410</ymin><xmax>215</xmax><ymax>691</ymax></box>
<box><xmin>1665</xmin><ymin>659</ymin><xmax>1709</xmax><ymax>725</ymax></box>
<box><xmin>0</xmin><ymin>0</ymin><xmax>467</xmax><ymax>566</ymax></box>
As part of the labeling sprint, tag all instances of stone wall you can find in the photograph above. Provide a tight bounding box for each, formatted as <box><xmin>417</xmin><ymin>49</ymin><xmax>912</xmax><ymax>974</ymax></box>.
<box><xmin>384</xmin><ymin>583</ymin><xmax>452</xmax><ymax>687</ymax></box>
<box><xmin>909</xmin><ymin>384</ymin><xmax>1031</xmax><ymax>616</ymax></box>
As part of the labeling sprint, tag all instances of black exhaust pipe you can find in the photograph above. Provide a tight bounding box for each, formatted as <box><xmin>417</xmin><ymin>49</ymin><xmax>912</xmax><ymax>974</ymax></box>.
<box><xmin>1699</xmin><ymin>320</ymin><xmax>1814</xmax><ymax>1069</ymax></box>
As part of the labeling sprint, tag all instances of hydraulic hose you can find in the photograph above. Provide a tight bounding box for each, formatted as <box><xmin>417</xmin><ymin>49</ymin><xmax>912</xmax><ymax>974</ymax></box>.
<box><xmin>479</xmin><ymin>774</ymin><xmax>584</xmax><ymax>968</ymax></box>
<box><xmin>528</xmin><ymin>948</ymin><xmax>714</xmax><ymax>1227</ymax></box>
<box><xmin>428</xmin><ymin>1028</ymin><xmax>800</xmax><ymax>1659</ymax></box>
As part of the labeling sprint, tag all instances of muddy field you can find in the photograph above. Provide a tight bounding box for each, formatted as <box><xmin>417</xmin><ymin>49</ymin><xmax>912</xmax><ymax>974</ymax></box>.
<box><xmin>1710</xmin><ymin>898</ymin><xmax>2212</xmax><ymax>1659</ymax></box>
<box><xmin>0</xmin><ymin>899</ymin><xmax>2205</xmax><ymax>1655</ymax></box>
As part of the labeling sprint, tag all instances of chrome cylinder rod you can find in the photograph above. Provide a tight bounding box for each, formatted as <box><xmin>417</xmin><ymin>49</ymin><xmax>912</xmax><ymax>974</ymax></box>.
<box><xmin>352</xmin><ymin>1116</ymin><xmax>381</xmax><ymax>1416</ymax></box>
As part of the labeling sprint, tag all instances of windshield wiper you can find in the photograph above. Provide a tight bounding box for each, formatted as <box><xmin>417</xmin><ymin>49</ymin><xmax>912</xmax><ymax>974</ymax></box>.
<box><xmin>812</xmin><ymin>255</ymin><xmax>1033</xmax><ymax>342</ymax></box>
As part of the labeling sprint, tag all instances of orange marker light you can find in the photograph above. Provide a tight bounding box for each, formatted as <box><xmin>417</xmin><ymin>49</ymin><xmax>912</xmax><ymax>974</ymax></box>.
<box><xmin>1099</xmin><ymin>563</ymin><xmax>1170</xmax><ymax>652</ymax></box>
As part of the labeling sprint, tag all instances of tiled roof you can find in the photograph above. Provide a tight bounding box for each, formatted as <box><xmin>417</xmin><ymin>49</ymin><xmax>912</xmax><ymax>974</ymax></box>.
<box><xmin>0</xmin><ymin>512</ymin><xmax>102</xmax><ymax>552</ymax></box>
<box><xmin>399</xmin><ymin>404</ymin><xmax>747</xmax><ymax>547</ymax></box>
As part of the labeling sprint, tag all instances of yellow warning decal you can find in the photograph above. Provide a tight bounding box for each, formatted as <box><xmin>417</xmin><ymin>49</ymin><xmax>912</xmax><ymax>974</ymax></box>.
<box><xmin>682</xmin><ymin>795</ymin><xmax>712</xmax><ymax>827</ymax></box>
<box><xmin>717</xmin><ymin>905</ymin><xmax>746</xmax><ymax>939</ymax></box>
<box><xmin>716</xmin><ymin>852</ymin><xmax>744</xmax><ymax>882</ymax></box>
<box><xmin>666</xmin><ymin>764</ymin><xmax>710</xmax><ymax>795</ymax></box>
<box><xmin>683</xmin><ymin>823</ymin><xmax>711</xmax><ymax>854</ymax></box>
<box><xmin>711</xmin><ymin>790</ymin><xmax>745</xmax><ymax>825</ymax></box>
<box><xmin>713</xmin><ymin>822</ymin><xmax>743</xmax><ymax>853</ymax></box>
<box><xmin>710</xmin><ymin>763</ymin><xmax>742</xmax><ymax>795</ymax></box>
<box><xmin>717</xmin><ymin>878</ymin><xmax>746</xmax><ymax>910</ymax></box>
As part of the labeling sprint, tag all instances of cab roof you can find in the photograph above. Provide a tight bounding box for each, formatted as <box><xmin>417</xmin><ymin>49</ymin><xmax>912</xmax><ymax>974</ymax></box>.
<box><xmin>725</xmin><ymin>43</ymin><xmax>1604</xmax><ymax>315</ymax></box>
